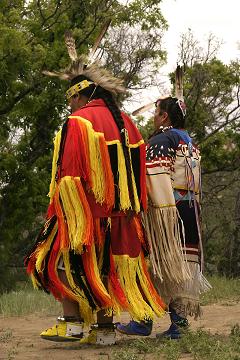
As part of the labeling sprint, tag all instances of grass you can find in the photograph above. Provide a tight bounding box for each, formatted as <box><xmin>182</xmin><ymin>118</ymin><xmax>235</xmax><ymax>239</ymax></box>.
<box><xmin>200</xmin><ymin>275</ymin><xmax>240</xmax><ymax>305</ymax></box>
<box><xmin>0</xmin><ymin>275</ymin><xmax>239</xmax><ymax>317</ymax></box>
<box><xmin>113</xmin><ymin>327</ymin><xmax>240</xmax><ymax>360</ymax></box>
<box><xmin>0</xmin><ymin>329</ymin><xmax>13</xmax><ymax>342</ymax></box>
<box><xmin>0</xmin><ymin>282</ymin><xmax>60</xmax><ymax>317</ymax></box>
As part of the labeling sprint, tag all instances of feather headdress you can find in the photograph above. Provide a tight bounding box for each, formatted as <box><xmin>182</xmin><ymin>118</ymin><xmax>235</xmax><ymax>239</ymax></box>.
<box><xmin>43</xmin><ymin>21</ymin><xmax>125</xmax><ymax>98</ymax></box>
<box><xmin>175</xmin><ymin>64</ymin><xmax>184</xmax><ymax>101</ymax></box>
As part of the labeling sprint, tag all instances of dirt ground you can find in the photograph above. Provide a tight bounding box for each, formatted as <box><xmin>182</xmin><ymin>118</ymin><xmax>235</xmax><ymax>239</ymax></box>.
<box><xmin>1</xmin><ymin>303</ymin><xmax>240</xmax><ymax>360</ymax></box>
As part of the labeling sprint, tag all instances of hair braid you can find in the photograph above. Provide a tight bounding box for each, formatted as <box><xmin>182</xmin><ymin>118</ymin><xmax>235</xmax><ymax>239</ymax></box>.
<box><xmin>101</xmin><ymin>91</ymin><xmax>135</xmax><ymax>210</ymax></box>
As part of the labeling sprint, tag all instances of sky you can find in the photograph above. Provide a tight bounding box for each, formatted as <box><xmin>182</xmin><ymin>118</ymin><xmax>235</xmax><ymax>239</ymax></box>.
<box><xmin>161</xmin><ymin>0</ymin><xmax>240</xmax><ymax>73</ymax></box>
<box><xmin>133</xmin><ymin>0</ymin><xmax>240</xmax><ymax>108</ymax></box>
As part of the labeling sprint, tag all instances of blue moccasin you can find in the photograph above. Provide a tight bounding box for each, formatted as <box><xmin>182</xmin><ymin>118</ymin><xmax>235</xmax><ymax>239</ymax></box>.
<box><xmin>116</xmin><ymin>320</ymin><xmax>152</xmax><ymax>336</ymax></box>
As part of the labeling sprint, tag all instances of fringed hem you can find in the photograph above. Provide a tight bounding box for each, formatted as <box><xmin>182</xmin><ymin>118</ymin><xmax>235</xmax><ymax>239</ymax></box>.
<box><xmin>199</xmin><ymin>272</ymin><xmax>212</xmax><ymax>293</ymax></box>
<box><xmin>143</xmin><ymin>206</ymin><xmax>190</xmax><ymax>284</ymax></box>
<box><xmin>172</xmin><ymin>263</ymin><xmax>212</xmax><ymax>297</ymax></box>
<box><xmin>27</xmin><ymin>250</ymin><xmax>166</xmax><ymax>324</ymax></box>
<box><xmin>170</xmin><ymin>297</ymin><xmax>202</xmax><ymax>320</ymax></box>
<box><xmin>25</xmin><ymin>224</ymin><xmax>166</xmax><ymax>324</ymax></box>
<box><xmin>110</xmin><ymin>253</ymin><xmax>166</xmax><ymax>321</ymax></box>
<box><xmin>154</xmin><ymin>262</ymin><xmax>211</xmax><ymax>320</ymax></box>
<box><xmin>26</xmin><ymin>244</ymin><xmax>112</xmax><ymax>325</ymax></box>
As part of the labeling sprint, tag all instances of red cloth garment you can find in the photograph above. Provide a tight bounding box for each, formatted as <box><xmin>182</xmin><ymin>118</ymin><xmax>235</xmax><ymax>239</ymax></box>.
<box><xmin>25</xmin><ymin>98</ymin><xmax>165</xmax><ymax>323</ymax></box>
<box><xmin>110</xmin><ymin>216</ymin><xmax>141</xmax><ymax>258</ymax></box>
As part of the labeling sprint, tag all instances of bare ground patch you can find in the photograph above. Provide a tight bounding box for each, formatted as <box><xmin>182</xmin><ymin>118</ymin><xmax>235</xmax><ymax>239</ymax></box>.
<box><xmin>0</xmin><ymin>303</ymin><xmax>240</xmax><ymax>360</ymax></box>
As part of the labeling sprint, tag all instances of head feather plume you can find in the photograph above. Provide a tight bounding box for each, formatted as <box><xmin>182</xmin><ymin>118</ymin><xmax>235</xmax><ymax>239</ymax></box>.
<box><xmin>131</xmin><ymin>96</ymin><xmax>171</xmax><ymax>116</ymax></box>
<box><xmin>88</xmin><ymin>19</ymin><xmax>111</xmax><ymax>64</ymax></box>
<box><xmin>132</xmin><ymin>102</ymin><xmax>155</xmax><ymax>116</ymax></box>
<box><xmin>175</xmin><ymin>65</ymin><xmax>184</xmax><ymax>101</ymax></box>
<box><xmin>43</xmin><ymin>56</ymin><xmax>125</xmax><ymax>94</ymax></box>
<box><xmin>83</xmin><ymin>61</ymin><xmax>125</xmax><ymax>94</ymax></box>
<box><xmin>64</xmin><ymin>30</ymin><xmax>78</xmax><ymax>62</ymax></box>
<box><xmin>43</xmin><ymin>22</ymin><xmax>125</xmax><ymax>94</ymax></box>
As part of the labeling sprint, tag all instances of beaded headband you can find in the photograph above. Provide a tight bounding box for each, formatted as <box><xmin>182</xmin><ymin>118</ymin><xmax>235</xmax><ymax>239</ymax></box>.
<box><xmin>66</xmin><ymin>80</ymin><xmax>94</xmax><ymax>100</ymax></box>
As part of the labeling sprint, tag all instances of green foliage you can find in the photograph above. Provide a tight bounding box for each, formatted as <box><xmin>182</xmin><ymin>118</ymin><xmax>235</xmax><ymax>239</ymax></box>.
<box><xmin>115</xmin><ymin>0</ymin><xmax>167</xmax><ymax>29</ymax></box>
<box><xmin>134</xmin><ymin>116</ymin><xmax>155</xmax><ymax>141</ymax></box>
<box><xmin>184</xmin><ymin>59</ymin><xmax>240</xmax><ymax>154</ymax></box>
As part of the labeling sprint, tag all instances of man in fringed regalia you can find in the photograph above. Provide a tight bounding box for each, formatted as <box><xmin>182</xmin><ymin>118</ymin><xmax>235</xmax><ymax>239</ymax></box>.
<box><xmin>117</xmin><ymin>67</ymin><xmax>211</xmax><ymax>339</ymax></box>
<box><xmin>24</xmin><ymin>30</ymin><xmax>166</xmax><ymax>345</ymax></box>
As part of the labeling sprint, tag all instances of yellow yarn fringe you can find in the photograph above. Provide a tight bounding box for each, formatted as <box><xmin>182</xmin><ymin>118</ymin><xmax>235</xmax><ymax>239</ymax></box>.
<box><xmin>59</xmin><ymin>176</ymin><xmax>91</xmax><ymax>253</ymax></box>
<box><xmin>128</xmin><ymin>148</ymin><xmax>141</xmax><ymax>213</ymax></box>
<box><xmin>107</xmin><ymin>282</ymin><xmax>121</xmax><ymax>318</ymax></box>
<box><xmin>53</xmin><ymin>252</ymin><xmax>94</xmax><ymax>325</ymax></box>
<box><xmin>117</xmin><ymin>143</ymin><xmax>131</xmax><ymax>211</ymax></box>
<box><xmin>49</xmin><ymin>116</ymin><xmax>109</xmax><ymax>208</ymax></box>
<box><xmin>77</xmin><ymin>117</ymin><xmax>106</xmax><ymax>204</ymax></box>
<box><xmin>62</xmin><ymin>252</ymin><xmax>94</xmax><ymax>325</ymax></box>
<box><xmin>136</xmin><ymin>256</ymin><xmax>165</xmax><ymax>318</ymax></box>
<box><xmin>48</xmin><ymin>130</ymin><xmax>62</xmax><ymax>202</ymax></box>
<box><xmin>30</xmin><ymin>273</ymin><xmax>41</xmax><ymax>289</ymax></box>
<box><xmin>116</xmin><ymin>143</ymin><xmax>141</xmax><ymax>212</ymax></box>
<box><xmin>35</xmin><ymin>223</ymin><xmax>58</xmax><ymax>273</ymax></box>
<box><xmin>90</xmin><ymin>244</ymin><xmax>112</xmax><ymax>300</ymax></box>
<box><xmin>113</xmin><ymin>255</ymin><xmax>164</xmax><ymax>321</ymax></box>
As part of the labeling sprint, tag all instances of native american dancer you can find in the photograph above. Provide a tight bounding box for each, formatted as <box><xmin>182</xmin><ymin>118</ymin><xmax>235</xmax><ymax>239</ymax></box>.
<box><xmin>24</xmin><ymin>30</ymin><xmax>166</xmax><ymax>345</ymax></box>
<box><xmin>146</xmin><ymin>97</ymin><xmax>211</xmax><ymax>338</ymax></box>
<box><xmin>117</xmin><ymin>69</ymin><xmax>211</xmax><ymax>339</ymax></box>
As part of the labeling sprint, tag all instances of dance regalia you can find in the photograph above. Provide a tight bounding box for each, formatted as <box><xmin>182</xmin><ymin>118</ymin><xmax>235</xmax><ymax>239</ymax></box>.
<box><xmin>144</xmin><ymin>127</ymin><xmax>210</xmax><ymax>319</ymax></box>
<box><xmin>25</xmin><ymin>99</ymin><xmax>165</xmax><ymax>324</ymax></box>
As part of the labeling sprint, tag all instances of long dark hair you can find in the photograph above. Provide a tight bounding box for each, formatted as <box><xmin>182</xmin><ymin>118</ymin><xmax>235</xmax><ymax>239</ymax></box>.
<box><xmin>158</xmin><ymin>96</ymin><xmax>186</xmax><ymax>128</ymax></box>
<box><xmin>70</xmin><ymin>75</ymin><xmax>135</xmax><ymax>209</ymax></box>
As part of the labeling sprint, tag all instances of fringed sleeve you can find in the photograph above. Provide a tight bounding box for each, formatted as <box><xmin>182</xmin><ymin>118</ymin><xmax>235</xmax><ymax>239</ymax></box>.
<box><xmin>143</xmin><ymin>137</ymin><xmax>190</xmax><ymax>284</ymax></box>
<box><xmin>48</xmin><ymin>129</ymin><xmax>62</xmax><ymax>202</ymax></box>
<box><xmin>52</xmin><ymin>116</ymin><xmax>115</xmax><ymax>210</ymax></box>
<box><xmin>46</xmin><ymin>116</ymin><xmax>116</xmax><ymax>253</ymax></box>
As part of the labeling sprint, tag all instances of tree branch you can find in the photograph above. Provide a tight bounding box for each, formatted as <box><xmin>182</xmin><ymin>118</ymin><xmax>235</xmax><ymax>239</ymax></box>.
<box><xmin>0</xmin><ymin>85</ymin><xmax>38</xmax><ymax>116</ymax></box>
